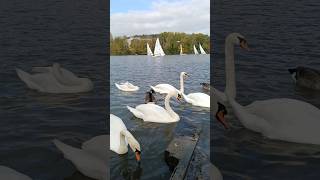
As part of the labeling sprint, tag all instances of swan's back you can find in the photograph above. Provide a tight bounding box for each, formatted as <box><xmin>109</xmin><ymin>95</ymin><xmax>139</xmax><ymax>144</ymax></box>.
<box><xmin>82</xmin><ymin>135</ymin><xmax>108</xmax><ymax>160</ymax></box>
<box><xmin>110</xmin><ymin>114</ymin><xmax>127</xmax><ymax>152</ymax></box>
<box><xmin>152</xmin><ymin>84</ymin><xmax>178</xmax><ymax>94</ymax></box>
<box><xmin>246</xmin><ymin>98</ymin><xmax>320</xmax><ymax>144</ymax></box>
<box><xmin>0</xmin><ymin>166</ymin><xmax>32</xmax><ymax>180</ymax></box>
<box><xmin>186</xmin><ymin>92</ymin><xmax>210</xmax><ymax>107</ymax></box>
<box><xmin>53</xmin><ymin>140</ymin><xmax>106</xmax><ymax>180</ymax></box>
<box><xmin>136</xmin><ymin>104</ymin><xmax>178</xmax><ymax>123</ymax></box>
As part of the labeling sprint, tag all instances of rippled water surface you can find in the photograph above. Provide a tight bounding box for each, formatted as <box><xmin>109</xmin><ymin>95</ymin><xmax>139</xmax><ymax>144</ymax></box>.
<box><xmin>213</xmin><ymin>0</ymin><xmax>320</xmax><ymax>179</ymax></box>
<box><xmin>0</xmin><ymin>0</ymin><xmax>107</xmax><ymax>179</ymax></box>
<box><xmin>110</xmin><ymin>55</ymin><xmax>210</xmax><ymax>179</ymax></box>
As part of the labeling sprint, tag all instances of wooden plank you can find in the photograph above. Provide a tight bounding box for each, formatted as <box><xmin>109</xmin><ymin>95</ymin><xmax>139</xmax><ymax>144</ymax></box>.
<box><xmin>164</xmin><ymin>133</ymin><xmax>199</xmax><ymax>180</ymax></box>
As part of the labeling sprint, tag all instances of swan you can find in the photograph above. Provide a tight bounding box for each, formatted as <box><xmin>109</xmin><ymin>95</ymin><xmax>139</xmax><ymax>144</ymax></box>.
<box><xmin>53</xmin><ymin>136</ymin><xmax>108</xmax><ymax>180</ymax></box>
<box><xmin>288</xmin><ymin>66</ymin><xmax>320</xmax><ymax>90</ymax></box>
<box><xmin>144</xmin><ymin>89</ymin><xmax>156</xmax><ymax>104</ymax></box>
<box><xmin>221</xmin><ymin>33</ymin><xmax>320</xmax><ymax>145</ymax></box>
<box><xmin>127</xmin><ymin>89</ymin><xmax>182</xmax><ymax>123</ymax></box>
<box><xmin>179</xmin><ymin>72</ymin><xmax>210</xmax><ymax>108</ymax></box>
<box><xmin>115</xmin><ymin>81</ymin><xmax>139</xmax><ymax>92</ymax></box>
<box><xmin>16</xmin><ymin>63</ymin><xmax>93</xmax><ymax>93</ymax></box>
<box><xmin>0</xmin><ymin>166</ymin><xmax>32</xmax><ymax>180</ymax></box>
<box><xmin>110</xmin><ymin>114</ymin><xmax>141</xmax><ymax>161</ymax></box>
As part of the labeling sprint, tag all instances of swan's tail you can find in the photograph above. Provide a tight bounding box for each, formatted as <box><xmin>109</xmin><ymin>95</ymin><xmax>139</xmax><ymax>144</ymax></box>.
<box><xmin>127</xmin><ymin>106</ymin><xmax>144</xmax><ymax>119</ymax></box>
<box><xmin>16</xmin><ymin>68</ymin><xmax>40</xmax><ymax>90</ymax></box>
<box><xmin>53</xmin><ymin>139</ymin><xmax>83</xmax><ymax>160</ymax></box>
<box><xmin>115</xmin><ymin>83</ymin><xmax>122</xmax><ymax>90</ymax></box>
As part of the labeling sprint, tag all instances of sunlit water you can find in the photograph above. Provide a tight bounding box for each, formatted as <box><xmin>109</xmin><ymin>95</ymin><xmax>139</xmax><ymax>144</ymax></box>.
<box><xmin>213</xmin><ymin>0</ymin><xmax>320</xmax><ymax>179</ymax></box>
<box><xmin>110</xmin><ymin>55</ymin><xmax>210</xmax><ymax>179</ymax></box>
<box><xmin>0</xmin><ymin>0</ymin><xmax>107</xmax><ymax>179</ymax></box>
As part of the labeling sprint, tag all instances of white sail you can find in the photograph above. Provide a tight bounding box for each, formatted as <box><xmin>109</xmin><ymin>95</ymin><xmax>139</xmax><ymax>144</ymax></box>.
<box><xmin>193</xmin><ymin>45</ymin><xmax>199</xmax><ymax>55</ymax></box>
<box><xmin>180</xmin><ymin>44</ymin><xmax>183</xmax><ymax>55</ymax></box>
<box><xmin>199</xmin><ymin>43</ymin><xmax>207</xmax><ymax>54</ymax></box>
<box><xmin>153</xmin><ymin>38</ymin><xmax>165</xmax><ymax>57</ymax></box>
<box><xmin>147</xmin><ymin>43</ymin><xmax>153</xmax><ymax>56</ymax></box>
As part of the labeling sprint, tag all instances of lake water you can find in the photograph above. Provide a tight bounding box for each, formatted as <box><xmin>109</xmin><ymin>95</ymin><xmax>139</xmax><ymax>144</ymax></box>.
<box><xmin>110</xmin><ymin>55</ymin><xmax>210</xmax><ymax>179</ymax></box>
<box><xmin>0</xmin><ymin>0</ymin><xmax>107</xmax><ymax>179</ymax></box>
<box><xmin>212</xmin><ymin>0</ymin><xmax>320</xmax><ymax>179</ymax></box>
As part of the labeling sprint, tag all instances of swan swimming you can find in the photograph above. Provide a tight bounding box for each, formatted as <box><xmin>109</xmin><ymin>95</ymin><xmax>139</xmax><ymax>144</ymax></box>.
<box><xmin>0</xmin><ymin>166</ymin><xmax>32</xmax><ymax>180</ymax></box>
<box><xmin>179</xmin><ymin>72</ymin><xmax>210</xmax><ymax>108</ymax></box>
<box><xmin>115</xmin><ymin>81</ymin><xmax>139</xmax><ymax>92</ymax></box>
<box><xmin>16</xmin><ymin>63</ymin><xmax>93</xmax><ymax>93</ymax></box>
<box><xmin>53</xmin><ymin>136</ymin><xmax>108</xmax><ymax>180</ymax></box>
<box><xmin>110</xmin><ymin>114</ymin><xmax>141</xmax><ymax>161</ymax></box>
<box><xmin>127</xmin><ymin>89</ymin><xmax>182</xmax><ymax>123</ymax></box>
<box><xmin>288</xmin><ymin>66</ymin><xmax>320</xmax><ymax>90</ymax></box>
<box><xmin>223</xmin><ymin>33</ymin><xmax>320</xmax><ymax>145</ymax></box>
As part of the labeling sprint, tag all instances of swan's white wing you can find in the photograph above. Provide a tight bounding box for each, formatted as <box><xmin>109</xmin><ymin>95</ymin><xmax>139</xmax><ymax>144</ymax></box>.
<box><xmin>186</xmin><ymin>93</ymin><xmax>210</xmax><ymax>107</ymax></box>
<box><xmin>152</xmin><ymin>84</ymin><xmax>178</xmax><ymax>94</ymax></box>
<box><xmin>135</xmin><ymin>104</ymin><xmax>176</xmax><ymax>123</ymax></box>
<box><xmin>53</xmin><ymin>140</ymin><xmax>107</xmax><ymax>180</ymax></box>
<box><xmin>0</xmin><ymin>166</ymin><xmax>32</xmax><ymax>180</ymax></box>
<box><xmin>110</xmin><ymin>114</ymin><xmax>128</xmax><ymax>153</ymax></box>
<box><xmin>82</xmin><ymin>135</ymin><xmax>108</xmax><ymax>160</ymax></box>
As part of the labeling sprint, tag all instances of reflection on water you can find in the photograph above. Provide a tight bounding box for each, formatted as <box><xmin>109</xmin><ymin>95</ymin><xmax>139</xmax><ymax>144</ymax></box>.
<box><xmin>110</xmin><ymin>55</ymin><xmax>210</xmax><ymax>179</ymax></box>
<box><xmin>213</xmin><ymin>0</ymin><xmax>320</xmax><ymax>179</ymax></box>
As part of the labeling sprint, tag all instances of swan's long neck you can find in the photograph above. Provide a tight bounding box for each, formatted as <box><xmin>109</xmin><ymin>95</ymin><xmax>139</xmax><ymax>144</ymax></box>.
<box><xmin>225</xmin><ymin>38</ymin><xmax>236</xmax><ymax>99</ymax></box>
<box><xmin>180</xmin><ymin>74</ymin><xmax>185</xmax><ymax>94</ymax></box>
<box><xmin>164</xmin><ymin>94</ymin><xmax>179</xmax><ymax>120</ymax></box>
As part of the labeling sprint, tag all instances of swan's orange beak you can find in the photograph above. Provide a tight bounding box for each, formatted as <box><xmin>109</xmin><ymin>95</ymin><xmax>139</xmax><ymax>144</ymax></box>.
<box><xmin>216</xmin><ymin>111</ymin><xmax>229</xmax><ymax>129</ymax></box>
<box><xmin>135</xmin><ymin>150</ymin><xmax>141</xmax><ymax>162</ymax></box>
<box><xmin>240</xmin><ymin>41</ymin><xmax>250</xmax><ymax>51</ymax></box>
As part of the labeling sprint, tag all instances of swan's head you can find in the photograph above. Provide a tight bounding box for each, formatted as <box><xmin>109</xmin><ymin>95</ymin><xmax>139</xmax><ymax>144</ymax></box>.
<box><xmin>126</xmin><ymin>133</ymin><xmax>141</xmax><ymax>162</ymax></box>
<box><xmin>177</xmin><ymin>93</ymin><xmax>182</xmax><ymax>102</ymax></box>
<box><xmin>215</xmin><ymin>102</ymin><xmax>229</xmax><ymax>129</ymax></box>
<box><xmin>181</xmin><ymin>72</ymin><xmax>189</xmax><ymax>80</ymax></box>
<box><xmin>288</xmin><ymin>68</ymin><xmax>297</xmax><ymax>81</ymax></box>
<box><xmin>227</xmin><ymin>33</ymin><xmax>250</xmax><ymax>51</ymax></box>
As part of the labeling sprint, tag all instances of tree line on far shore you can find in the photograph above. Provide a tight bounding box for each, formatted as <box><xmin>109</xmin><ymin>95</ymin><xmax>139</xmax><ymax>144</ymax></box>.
<box><xmin>110</xmin><ymin>32</ymin><xmax>210</xmax><ymax>55</ymax></box>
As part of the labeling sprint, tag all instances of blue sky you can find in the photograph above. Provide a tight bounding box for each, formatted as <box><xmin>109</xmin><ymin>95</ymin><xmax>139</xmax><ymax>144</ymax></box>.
<box><xmin>111</xmin><ymin>0</ymin><xmax>153</xmax><ymax>14</ymax></box>
<box><xmin>111</xmin><ymin>0</ymin><xmax>210</xmax><ymax>37</ymax></box>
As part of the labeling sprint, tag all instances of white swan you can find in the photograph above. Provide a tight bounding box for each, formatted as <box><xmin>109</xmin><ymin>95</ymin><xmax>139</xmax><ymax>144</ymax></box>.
<box><xmin>16</xmin><ymin>63</ymin><xmax>93</xmax><ymax>93</ymax></box>
<box><xmin>179</xmin><ymin>72</ymin><xmax>210</xmax><ymax>108</ymax></box>
<box><xmin>115</xmin><ymin>81</ymin><xmax>139</xmax><ymax>92</ymax></box>
<box><xmin>127</xmin><ymin>90</ymin><xmax>182</xmax><ymax>123</ymax></box>
<box><xmin>221</xmin><ymin>33</ymin><xmax>320</xmax><ymax>145</ymax></box>
<box><xmin>53</xmin><ymin>135</ymin><xmax>107</xmax><ymax>180</ymax></box>
<box><xmin>110</xmin><ymin>114</ymin><xmax>141</xmax><ymax>161</ymax></box>
<box><xmin>0</xmin><ymin>166</ymin><xmax>32</xmax><ymax>180</ymax></box>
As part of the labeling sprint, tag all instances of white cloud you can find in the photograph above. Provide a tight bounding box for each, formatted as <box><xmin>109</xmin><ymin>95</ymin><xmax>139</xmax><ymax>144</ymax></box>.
<box><xmin>111</xmin><ymin>0</ymin><xmax>210</xmax><ymax>37</ymax></box>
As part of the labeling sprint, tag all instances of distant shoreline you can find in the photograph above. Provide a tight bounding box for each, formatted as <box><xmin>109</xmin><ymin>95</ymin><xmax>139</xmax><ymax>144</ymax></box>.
<box><xmin>110</xmin><ymin>32</ymin><xmax>210</xmax><ymax>56</ymax></box>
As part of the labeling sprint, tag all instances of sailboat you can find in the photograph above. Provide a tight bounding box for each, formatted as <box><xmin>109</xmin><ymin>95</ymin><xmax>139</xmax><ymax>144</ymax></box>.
<box><xmin>199</xmin><ymin>43</ymin><xmax>207</xmax><ymax>54</ymax></box>
<box><xmin>147</xmin><ymin>43</ymin><xmax>153</xmax><ymax>56</ymax></box>
<box><xmin>153</xmin><ymin>38</ymin><xmax>165</xmax><ymax>57</ymax></box>
<box><xmin>193</xmin><ymin>45</ymin><xmax>199</xmax><ymax>55</ymax></box>
<box><xmin>180</xmin><ymin>44</ymin><xmax>186</xmax><ymax>55</ymax></box>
